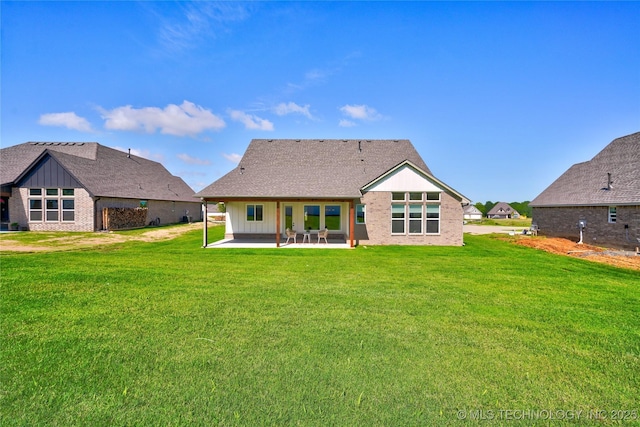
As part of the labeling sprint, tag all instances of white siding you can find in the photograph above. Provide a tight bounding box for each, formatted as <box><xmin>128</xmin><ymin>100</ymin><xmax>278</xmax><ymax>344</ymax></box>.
<box><xmin>366</xmin><ymin>165</ymin><xmax>443</xmax><ymax>192</ymax></box>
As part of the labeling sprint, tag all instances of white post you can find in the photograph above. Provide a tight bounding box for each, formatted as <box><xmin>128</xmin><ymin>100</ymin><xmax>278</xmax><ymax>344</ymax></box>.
<box><xmin>202</xmin><ymin>200</ymin><xmax>208</xmax><ymax>248</ymax></box>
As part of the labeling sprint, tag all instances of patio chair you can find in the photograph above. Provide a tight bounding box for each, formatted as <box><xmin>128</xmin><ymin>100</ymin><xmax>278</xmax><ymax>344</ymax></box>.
<box><xmin>317</xmin><ymin>228</ymin><xmax>329</xmax><ymax>244</ymax></box>
<box><xmin>285</xmin><ymin>228</ymin><xmax>297</xmax><ymax>244</ymax></box>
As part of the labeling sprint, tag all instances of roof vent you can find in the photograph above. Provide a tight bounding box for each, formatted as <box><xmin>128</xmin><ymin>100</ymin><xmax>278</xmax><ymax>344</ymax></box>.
<box><xmin>128</xmin><ymin>148</ymin><xmax>131</xmax><ymax>158</ymax></box>
<box><xmin>605</xmin><ymin>172</ymin><xmax>613</xmax><ymax>190</ymax></box>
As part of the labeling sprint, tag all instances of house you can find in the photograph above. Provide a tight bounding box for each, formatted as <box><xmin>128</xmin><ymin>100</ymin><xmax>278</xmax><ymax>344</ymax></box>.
<box><xmin>195</xmin><ymin>139</ymin><xmax>469</xmax><ymax>247</ymax></box>
<box><xmin>530</xmin><ymin>132</ymin><xmax>640</xmax><ymax>250</ymax></box>
<box><xmin>463</xmin><ymin>204</ymin><xmax>483</xmax><ymax>220</ymax></box>
<box><xmin>486</xmin><ymin>202</ymin><xmax>519</xmax><ymax>219</ymax></box>
<box><xmin>0</xmin><ymin>142</ymin><xmax>201</xmax><ymax>231</ymax></box>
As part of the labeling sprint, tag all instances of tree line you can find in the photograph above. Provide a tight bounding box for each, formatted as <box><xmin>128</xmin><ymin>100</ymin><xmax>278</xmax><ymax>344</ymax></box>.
<box><xmin>474</xmin><ymin>201</ymin><xmax>531</xmax><ymax>218</ymax></box>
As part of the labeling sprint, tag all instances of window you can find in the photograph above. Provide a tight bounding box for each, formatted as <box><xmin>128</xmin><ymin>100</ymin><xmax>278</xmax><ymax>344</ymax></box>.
<box><xmin>391</xmin><ymin>204</ymin><xmax>405</xmax><ymax>234</ymax></box>
<box><xmin>304</xmin><ymin>205</ymin><xmax>320</xmax><ymax>230</ymax></box>
<box><xmin>426</xmin><ymin>205</ymin><xmax>440</xmax><ymax>234</ymax></box>
<box><xmin>28</xmin><ymin>188</ymin><xmax>75</xmax><ymax>223</ymax></box>
<box><xmin>29</xmin><ymin>199</ymin><xmax>42</xmax><ymax>221</ymax></box>
<box><xmin>356</xmin><ymin>204</ymin><xmax>366</xmax><ymax>224</ymax></box>
<box><xmin>46</xmin><ymin>199</ymin><xmax>59</xmax><ymax>221</ymax></box>
<box><xmin>62</xmin><ymin>199</ymin><xmax>75</xmax><ymax>221</ymax></box>
<box><xmin>409</xmin><ymin>204</ymin><xmax>423</xmax><ymax>234</ymax></box>
<box><xmin>246</xmin><ymin>204</ymin><xmax>263</xmax><ymax>222</ymax></box>
<box><xmin>284</xmin><ymin>205</ymin><xmax>293</xmax><ymax>229</ymax></box>
<box><xmin>608</xmin><ymin>206</ymin><xmax>617</xmax><ymax>223</ymax></box>
<box><xmin>324</xmin><ymin>205</ymin><xmax>341</xmax><ymax>230</ymax></box>
<box><xmin>390</xmin><ymin>192</ymin><xmax>441</xmax><ymax>235</ymax></box>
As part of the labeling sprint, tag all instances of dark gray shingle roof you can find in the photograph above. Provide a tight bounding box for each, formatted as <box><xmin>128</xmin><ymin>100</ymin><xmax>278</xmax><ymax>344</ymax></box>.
<box><xmin>195</xmin><ymin>139</ymin><xmax>433</xmax><ymax>199</ymax></box>
<box><xmin>487</xmin><ymin>202</ymin><xmax>519</xmax><ymax>216</ymax></box>
<box><xmin>1</xmin><ymin>142</ymin><xmax>196</xmax><ymax>202</ymax></box>
<box><xmin>530</xmin><ymin>132</ymin><xmax>640</xmax><ymax>207</ymax></box>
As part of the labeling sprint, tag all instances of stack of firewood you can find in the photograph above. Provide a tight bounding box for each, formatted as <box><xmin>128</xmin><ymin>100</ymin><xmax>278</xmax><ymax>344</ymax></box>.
<box><xmin>103</xmin><ymin>207</ymin><xmax>147</xmax><ymax>230</ymax></box>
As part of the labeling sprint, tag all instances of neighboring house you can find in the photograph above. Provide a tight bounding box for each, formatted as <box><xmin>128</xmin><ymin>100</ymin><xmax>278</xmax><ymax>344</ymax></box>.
<box><xmin>530</xmin><ymin>132</ymin><xmax>640</xmax><ymax>250</ymax></box>
<box><xmin>463</xmin><ymin>204</ymin><xmax>483</xmax><ymax>220</ymax></box>
<box><xmin>486</xmin><ymin>202</ymin><xmax>519</xmax><ymax>219</ymax></box>
<box><xmin>195</xmin><ymin>139</ymin><xmax>469</xmax><ymax>247</ymax></box>
<box><xmin>0</xmin><ymin>142</ymin><xmax>201</xmax><ymax>231</ymax></box>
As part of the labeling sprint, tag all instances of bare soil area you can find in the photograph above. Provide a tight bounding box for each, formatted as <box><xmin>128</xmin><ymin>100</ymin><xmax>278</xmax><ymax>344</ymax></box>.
<box><xmin>0</xmin><ymin>222</ymin><xmax>202</xmax><ymax>253</ymax></box>
<box><xmin>513</xmin><ymin>236</ymin><xmax>640</xmax><ymax>271</ymax></box>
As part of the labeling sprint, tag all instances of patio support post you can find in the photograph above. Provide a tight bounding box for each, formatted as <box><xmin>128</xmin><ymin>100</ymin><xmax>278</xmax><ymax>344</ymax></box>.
<box><xmin>276</xmin><ymin>201</ymin><xmax>281</xmax><ymax>247</ymax></box>
<box><xmin>349</xmin><ymin>200</ymin><xmax>355</xmax><ymax>248</ymax></box>
<box><xmin>202</xmin><ymin>199</ymin><xmax>208</xmax><ymax>248</ymax></box>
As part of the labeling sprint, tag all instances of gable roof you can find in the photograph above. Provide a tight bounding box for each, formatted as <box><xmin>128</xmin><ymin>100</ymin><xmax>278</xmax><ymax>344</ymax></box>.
<box><xmin>487</xmin><ymin>202</ymin><xmax>519</xmax><ymax>216</ymax></box>
<box><xmin>195</xmin><ymin>139</ymin><xmax>436</xmax><ymax>200</ymax></box>
<box><xmin>464</xmin><ymin>204</ymin><xmax>482</xmax><ymax>214</ymax></box>
<box><xmin>361</xmin><ymin>160</ymin><xmax>469</xmax><ymax>202</ymax></box>
<box><xmin>1</xmin><ymin>142</ymin><xmax>196</xmax><ymax>202</ymax></box>
<box><xmin>530</xmin><ymin>132</ymin><xmax>640</xmax><ymax>207</ymax></box>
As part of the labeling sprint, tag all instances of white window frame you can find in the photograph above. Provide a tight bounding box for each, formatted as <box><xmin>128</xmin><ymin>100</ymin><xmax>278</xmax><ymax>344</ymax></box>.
<box><xmin>246</xmin><ymin>204</ymin><xmax>264</xmax><ymax>222</ymax></box>
<box><xmin>28</xmin><ymin>188</ymin><xmax>76</xmax><ymax>223</ymax></box>
<box><xmin>356</xmin><ymin>204</ymin><xmax>366</xmax><ymax>224</ymax></box>
<box><xmin>390</xmin><ymin>192</ymin><xmax>441</xmax><ymax>235</ymax></box>
<box><xmin>608</xmin><ymin>206</ymin><xmax>617</xmax><ymax>223</ymax></box>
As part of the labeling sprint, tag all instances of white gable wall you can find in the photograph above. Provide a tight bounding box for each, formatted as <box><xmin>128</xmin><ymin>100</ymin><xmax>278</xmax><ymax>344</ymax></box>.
<box><xmin>365</xmin><ymin>165</ymin><xmax>443</xmax><ymax>192</ymax></box>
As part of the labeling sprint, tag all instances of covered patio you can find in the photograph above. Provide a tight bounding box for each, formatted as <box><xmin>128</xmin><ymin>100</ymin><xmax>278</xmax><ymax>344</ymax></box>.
<box><xmin>205</xmin><ymin>237</ymin><xmax>352</xmax><ymax>249</ymax></box>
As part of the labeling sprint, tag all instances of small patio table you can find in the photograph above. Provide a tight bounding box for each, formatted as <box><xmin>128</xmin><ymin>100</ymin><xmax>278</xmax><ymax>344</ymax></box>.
<box><xmin>302</xmin><ymin>231</ymin><xmax>311</xmax><ymax>243</ymax></box>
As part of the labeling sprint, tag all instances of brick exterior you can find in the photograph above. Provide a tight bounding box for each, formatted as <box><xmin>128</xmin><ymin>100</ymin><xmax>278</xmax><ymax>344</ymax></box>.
<box><xmin>532</xmin><ymin>205</ymin><xmax>640</xmax><ymax>250</ymax></box>
<box><xmin>354</xmin><ymin>191</ymin><xmax>464</xmax><ymax>246</ymax></box>
<box><xmin>8</xmin><ymin>187</ymin><xmax>201</xmax><ymax>232</ymax></box>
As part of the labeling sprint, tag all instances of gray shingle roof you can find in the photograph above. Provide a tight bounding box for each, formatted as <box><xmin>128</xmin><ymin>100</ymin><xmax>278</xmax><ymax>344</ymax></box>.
<box><xmin>195</xmin><ymin>139</ymin><xmax>434</xmax><ymax>199</ymax></box>
<box><xmin>1</xmin><ymin>142</ymin><xmax>196</xmax><ymax>202</ymax></box>
<box><xmin>530</xmin><ymin>132</ymin><xmax>640</xmax><ymax>207</ymax></box>
<box><xmin>487</xmin><ymin>202</ymin><xmax>519</xmax><ymax>216</ymax></box>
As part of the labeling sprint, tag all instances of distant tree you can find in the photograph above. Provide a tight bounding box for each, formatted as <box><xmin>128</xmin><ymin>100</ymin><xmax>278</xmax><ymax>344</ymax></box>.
<box><xmin>509</xmin><ymin>201</ymin><xmax>531</xmax><ymax>218</ymax></box>
<box><xmin>474</xmin><ymin>202</ymin><xmax>487</xmax><ymax>215</ymax></box>
<box><xmin>217</xmin><ymin>202</ymin><xmax>226</xmax><ymax>213</ymax></box>
<box><xmin>484</xmin><ymin>201</ymin><xmax>496</xmax><ymax>215</ymax></box>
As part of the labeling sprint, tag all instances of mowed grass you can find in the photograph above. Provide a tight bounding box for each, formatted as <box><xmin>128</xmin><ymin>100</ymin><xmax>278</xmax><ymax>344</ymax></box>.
<box><xmin>1</xmin><ymin>226</ymin><xmax>639</xmax><ymax>425</ymax></box>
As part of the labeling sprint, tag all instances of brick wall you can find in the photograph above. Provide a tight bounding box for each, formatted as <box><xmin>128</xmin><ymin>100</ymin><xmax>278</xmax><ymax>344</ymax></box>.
<box><xmin>354</xmin><ymin>191</ymin><xmax>464</xmax><ymax>246</ymax></box>
<box><xmin>532</xmin><ymin>205</ymin><xmax>640</xmax><ymax>250</ymax></box>
<box><xmin>96</xmin><ymin>198</ymin><xmax>201</xmax><ymax>230</ymax></box>
<box><xmin>8</xmin><ymin>187</ymin><xmax>201</xmax><ymax>232</ymax></box>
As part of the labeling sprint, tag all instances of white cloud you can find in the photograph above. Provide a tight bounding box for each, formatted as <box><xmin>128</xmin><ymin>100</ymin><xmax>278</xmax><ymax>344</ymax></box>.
<box><xmin>339</xmin><ymin>119</ymin><xmax>357</xmax><ymax>128</ymax></box>
<box><xmin>339</xmin><ymin>104</ymin><xmax>383</xmax><ymax>122</ymax></box>
<box><xmin>100</xmin><ymin>101</ymin><xmax>225</xmax><ymax>137</ymax></box>
<box><xmin>228</xmin><ymin>109</ymin><xmax>274</xmax><ymax>131</ymax></box>
<box><xmin>223</xmin><ymin>153</ymin><xmax>242</xmax><ymax>163</ymax></box>
<box><xmin>177</xmin><ymin>153</ymin><xmax>211</xmax><ymax>165</ymax></box>
<box><xmin>273</xmin><ymin>102</ymin><xmax>313</xmax><ymax>119</ymax></box>
<box><xmin>38</xmin><ymin>112</ymin><xmax>94</xmax><ymax>132</ymax></box>
<box><xmin>157</xmin><ymin>3</ymin><xmax>250</xmax><ymax>53</ymax></box>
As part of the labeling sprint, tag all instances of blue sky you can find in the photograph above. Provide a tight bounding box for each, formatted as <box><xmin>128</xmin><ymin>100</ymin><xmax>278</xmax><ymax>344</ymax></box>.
<box><xmin>2</xmin><ymin>1</ymin><xmax>639</xmax><ymax>203</ymax></box>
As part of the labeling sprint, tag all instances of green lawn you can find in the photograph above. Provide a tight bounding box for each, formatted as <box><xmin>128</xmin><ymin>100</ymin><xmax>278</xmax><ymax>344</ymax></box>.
<box><xmin>1</xmin><ymin>226</ymin><xmax>639</xmax><ymax>425</ymax></box>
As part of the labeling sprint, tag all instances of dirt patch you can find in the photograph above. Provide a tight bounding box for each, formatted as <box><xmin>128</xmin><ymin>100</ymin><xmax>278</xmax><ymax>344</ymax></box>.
<box><xmin>0</xmin><ymin>223</ymin><xmax>203</xmax><ymax>253</ymax></box>
<box><xmin>513</xmin><ymin>236</ymin><xmax>640</xmax><ymax>271</ymax></box>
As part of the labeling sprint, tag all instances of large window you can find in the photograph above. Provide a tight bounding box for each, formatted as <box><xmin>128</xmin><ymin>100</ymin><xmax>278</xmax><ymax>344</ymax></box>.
<box><xmin>304</xmin><ymin>205</ymin><xmax>320</xmax><ymax>230</ymax></box>
<box><xmin>608</xmin><ymin>206</ymin><xmax>617</xmax><ymax>223</ymax></box>
<box><xmin>324</xmin><ymin>205</ymin><xmax>341</xmax><ymax>230</ymax></box>
<box><xmin>391</xmin><ymin>204</ymin><xmax>405</xmax><ymax>234</ymax></box>
<box><xmin>426</xmin><ymin>204</ymin><xmax>440</xmax><ymax>234</ymax></box>
<box><xmin>246</xmin><ymin>204</ymin><xmax>263</xmax><ymax>222</ymax></box>
<box><xmin>29</xmin><ymin>188</ymin><xmax>75</xmax><ymax>222</ymax></box>
<box><xmin>391</xmin><ymin>192</ymin><xmax>441</xmax><ymax>235</ymax></box>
